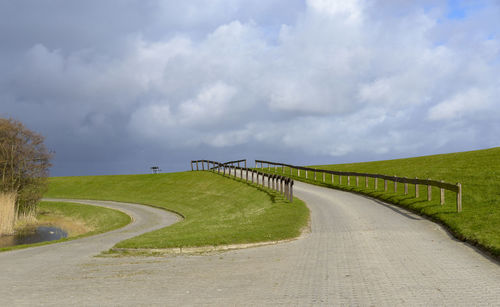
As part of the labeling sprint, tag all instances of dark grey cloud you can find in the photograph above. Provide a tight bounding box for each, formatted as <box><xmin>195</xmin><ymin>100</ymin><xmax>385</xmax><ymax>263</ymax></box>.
<box><xmin>1</xmin><ymin>0</ymin><xmax>499</xmax><ymax>176</ymax></box>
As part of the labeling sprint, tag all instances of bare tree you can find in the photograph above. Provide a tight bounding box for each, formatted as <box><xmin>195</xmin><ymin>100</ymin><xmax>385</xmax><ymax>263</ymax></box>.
<box><xmin>0</xmin><ymin>118</ymin><xmax>52</xmax><ymax>234</ymax></box>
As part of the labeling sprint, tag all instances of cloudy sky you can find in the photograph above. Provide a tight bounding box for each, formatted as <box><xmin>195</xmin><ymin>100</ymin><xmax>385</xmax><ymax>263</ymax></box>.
<box><xmin>1</xmin><ymin>0</ymin><xmax>499</xmax><ymax>176</ymax></box>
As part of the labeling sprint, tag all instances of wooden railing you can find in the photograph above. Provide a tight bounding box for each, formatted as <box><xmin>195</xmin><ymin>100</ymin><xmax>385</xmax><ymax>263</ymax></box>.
<box><xmin>190</xmin><ymin>159</ymin><xmax>247</xmax><ymax>171</ymax></box>
<box><xmin>255</xmin><ymin>160</ymin><xmax>462</xmax><ymax>212</ymax></box>
<box><xmin>191</xmin><ymin>160</ymin><xmax>294</xmax><ymax>202</ymax></box>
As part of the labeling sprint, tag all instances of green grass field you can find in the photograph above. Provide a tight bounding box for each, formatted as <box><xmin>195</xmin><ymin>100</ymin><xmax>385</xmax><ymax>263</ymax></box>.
<box><xmin>261</xmin><ymin>147</ymin><xmax>500</xmax><ymax>257</ymax></box>
<box><xmin>1</xmin><ymin>201</ymin><xmax>131</xmax><ymax>252</ymax></box>
<box><xmin>45</xmin><ymin>171</ymin><xmax>309</xmax><ymax>249</ymax></box>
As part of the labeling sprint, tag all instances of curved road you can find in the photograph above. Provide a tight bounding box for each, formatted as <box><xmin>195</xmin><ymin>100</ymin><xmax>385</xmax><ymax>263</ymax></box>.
<box><xmin>0</xmin><ymin>184</ymin><xmax>499</xmax><ymax>306</ymax></box>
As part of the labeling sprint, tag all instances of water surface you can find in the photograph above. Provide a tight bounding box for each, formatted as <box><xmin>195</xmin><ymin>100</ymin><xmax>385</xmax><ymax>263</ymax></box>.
<box><xmin>0</xmin><ymin>226</ymin><xmax>67</xmax><ymax>248</ymax></box>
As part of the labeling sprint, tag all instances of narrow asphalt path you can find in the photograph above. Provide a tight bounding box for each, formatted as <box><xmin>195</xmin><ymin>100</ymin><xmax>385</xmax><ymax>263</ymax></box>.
<box><xmin>0</xmin><ymin>185</ymin><xmax>499</xmax><ymax>306</ymax></box>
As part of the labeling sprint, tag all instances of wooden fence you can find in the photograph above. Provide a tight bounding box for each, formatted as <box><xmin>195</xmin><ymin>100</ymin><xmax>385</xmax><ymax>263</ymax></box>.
<box><xmin>255</xmin><ymin>160</ymin><xmax>462</xmax><ymax>212</ymax></box>
<box><xmin>191</xmin><ymin>159</ymin><xmax>294</xmax><ymax>202</ymax></box>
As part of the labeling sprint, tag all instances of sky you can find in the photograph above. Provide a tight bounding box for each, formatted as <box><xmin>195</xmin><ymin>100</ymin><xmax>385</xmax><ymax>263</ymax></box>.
<box><xmin>1</xmin><ymin>0</ymin><xmax>499</xmax><ymax>176</ymax></box>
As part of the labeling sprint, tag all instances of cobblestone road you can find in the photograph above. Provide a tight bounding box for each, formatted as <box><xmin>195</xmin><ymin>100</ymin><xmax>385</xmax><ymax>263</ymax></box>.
<box><xmin>0</xmin><ymin>183</ymin><xmax>499</xmax><ymax>306</ymax></box>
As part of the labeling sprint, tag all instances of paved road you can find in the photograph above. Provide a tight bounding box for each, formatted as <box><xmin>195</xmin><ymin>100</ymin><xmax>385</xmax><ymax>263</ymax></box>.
<box><xmin>0</xmin><ymin>184</ymin><xmax>499</xmax><ymax>306</ymax></box>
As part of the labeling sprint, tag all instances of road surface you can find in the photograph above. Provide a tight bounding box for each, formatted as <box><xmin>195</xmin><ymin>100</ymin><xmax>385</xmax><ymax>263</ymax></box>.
<box><xmin>0</xmin><ymin>183</ymin><xmax>499</xmax><ymax>306</ymax></box>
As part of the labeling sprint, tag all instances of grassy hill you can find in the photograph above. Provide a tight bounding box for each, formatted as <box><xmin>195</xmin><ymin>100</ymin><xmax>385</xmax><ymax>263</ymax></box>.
<box><xmin>45</xmin><ymin>171</ymin><xmax>309</xmax><ymax>249</ymax></box>
<box><xmin>265</xmin><ymin>147</ymin><xmax>500</xmax><ymax>257</ymax></box>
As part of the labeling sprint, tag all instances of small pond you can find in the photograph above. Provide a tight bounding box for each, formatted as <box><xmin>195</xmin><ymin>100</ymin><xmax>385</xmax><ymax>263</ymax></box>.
<box><xmin>0</xmin><ymin>226</ymin><xmax>68</xmax><ymax>248</ymax></box>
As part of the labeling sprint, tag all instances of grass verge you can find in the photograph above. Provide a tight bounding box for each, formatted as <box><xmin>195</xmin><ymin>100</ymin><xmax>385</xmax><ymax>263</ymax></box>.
<box><xmin>0</xmin><ymin>201</ymin><xmax>131</xmax><ymax>252</ymax></box>
<box><xmin>45</xmin><ymin>171</ymin><xmax>310</xmax><ymax>249</ymax></box>
<box><xmin>259</xmin><ymin>147</ymin><xmax>500</xmax><ymax>258</ymax></box>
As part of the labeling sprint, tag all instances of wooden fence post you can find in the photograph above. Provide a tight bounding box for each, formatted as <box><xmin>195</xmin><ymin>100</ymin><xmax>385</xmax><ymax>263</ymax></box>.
<box><xmin>284</xmin><ymin>178</ymin><xmax>287</xmax><ymax>196</ymax></box>
<box><xmin>456</xmin><ymin>183</ymin><xmax>462</xmax><ymax>212</ymax></box>
<box><xmin>375</xmin><ymin>178</ymin><xmax>378</xmax><ymax>190</ymax></box>
<box><xmin>339</xmin><ymin>175</ymin><xmax>342</xmax><ymax>185</ymax></box>
<box><xmin>384</xmin><ymin>179</ymin><xmax>387</xmax><ymax>192</ymax></box>
<box><xmin>365</xmin><ymin>176</ymin><xmax>368</xmax><ymax>188</ymax></box>
<box><xmin>246</xmin><ymin>168</ymin><xmax>249</xmax><ymax>181</ymax></box>
<box><xmin>332</xmin><ymin>174</ymin><xmax>334</xmax><ymax>184</ymax></box>
<box><xmin>191</xmin><ymin>162</ymin><xmax>194</xmax><ymax>171</ymax></box>
<box><xmin>323</xmin><ymin>172</ymin><xmax>325</xmax><ymax>182</ymax></box>
<box><xmin>404</xmin><ymin>178</ymin><xmax>408</xmax><ymax>195</ymax></box>
<box><xmin>393</xmin><ymin>176</ymin><xmax>397</xmax><ymax>192</ymax></box>
<box><xmin>440</xmin><ymin>180</ymin><xmax>445</xmax><ymax>205</ymax></box>
<box><xmin>196</xmin><ymin>161</ymin><xmax>199</xmax><ymax>171</ymax></box>
<box><xmin>285</xmin><ymin>179</ymin><xmax>289</xmax><ymax>199</ymax></box>
<box><xmin>427</xmin><ymin>179</ymin><xmax>431</xmax><ymax>201</ymax></box>
<box><xmin>314</xmin><ymin>170</ymin><xmax>316</xmax><ymax>181</ymax></box>
<box><xmin>202</xmin><ymin>161</ymin><xmax>205</xmax><ymax>171</ymax></box>
<box><xmin>348</xmin><ymin>176</ymin><xmax>350</xmax><ymax>186</ymax></box>
<box><xmin>415</xmin><ymin>177</ymin><xmax>419</xmax><ymax>198</ymax></box>
<box><xmin>356</xmin><ymin>176</ymin><xmax>359</xmax><ymax>187</ymax></box>
<box><xmin>298</xmin><ymin>169</ymin><xmax>301</xmax><ymax>177</ymax></box>
<box><xmin>290</xmin><ymin>180</ymin><xmax>294</xmax><ymax>202</ymax></box>
<box><xmin>281</xmin><ymin>177</ymin><xmax>288</xmax><ymax>199</ymax></box>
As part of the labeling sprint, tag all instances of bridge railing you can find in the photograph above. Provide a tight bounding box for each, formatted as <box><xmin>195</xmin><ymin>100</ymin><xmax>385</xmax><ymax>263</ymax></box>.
<box><xmin>191</xmin><ymin>159</ymin><xmax>294</xmax><ymax>202</ymax></box>
<box><xmin>255</xmin><ymin>160</ymin><xmax>462</xmax><ymax>212</ymax></box>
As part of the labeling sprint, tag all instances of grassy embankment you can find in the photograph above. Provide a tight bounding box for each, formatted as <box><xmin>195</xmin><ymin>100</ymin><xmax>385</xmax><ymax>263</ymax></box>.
<box><xmin>1</xmin><ymin>201</ymin><xmax>131</xmax><ymax>252</ymax></box>
<box><xmin>261</xmin><ymin>147</ymin><xmax>500</xmax><ymax>257</ymax></box>
<box><xmin>45</xmin><ymin>171</ymin><xmax>309</xmax><ymax>249</ymax></box>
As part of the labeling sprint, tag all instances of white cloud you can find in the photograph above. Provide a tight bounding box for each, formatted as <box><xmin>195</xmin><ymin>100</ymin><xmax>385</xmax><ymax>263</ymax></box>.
<box><xmin>168</xmin><ymin>81</ymin><xmax>238</xmax><ymax>127</ymax></box>
<box><xmin>1</xmin><ymin>0</ymin><xmax>500</xmax><ymax>175</ymax></box>
<box><xmin>307</xmin><ymin>0</ymin><xmax>363</xmax><ymax>23</ymax></box>
<box><xmin>427</xmin><ymin>88</ymin><xmax>493</xmax><ymax>121</ymax></box>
